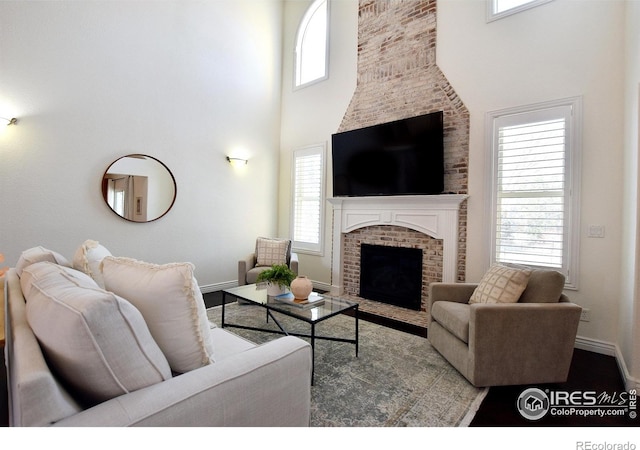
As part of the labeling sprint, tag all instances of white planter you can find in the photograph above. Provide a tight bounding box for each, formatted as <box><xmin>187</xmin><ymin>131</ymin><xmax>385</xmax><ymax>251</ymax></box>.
<box><xmin>266</xmin><ymin>282</ymin><xmax>286</xmax><ymax>297</ymax></box>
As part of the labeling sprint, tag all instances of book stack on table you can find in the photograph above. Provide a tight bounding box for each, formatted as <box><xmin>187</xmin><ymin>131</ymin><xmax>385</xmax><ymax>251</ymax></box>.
<box><xmin>273</xmin><ymin>292</ymin><xmax>325</xmax><ymax>308</ymax></box>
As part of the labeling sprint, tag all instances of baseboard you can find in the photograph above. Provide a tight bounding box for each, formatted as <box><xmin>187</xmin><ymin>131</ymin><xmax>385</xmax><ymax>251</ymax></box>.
<box><xmin>311</xmin><ymin>280</ymin><xmax>333</xmax><ymax>293</ymax></box>
<box><xmin>614</xmin><ymin>345</ymin><xmax>640</xmax><ymax>391</ymax></box>
<box><xmin>199</xmin><ymin>281</ymin><xmax>237</xmax><ymax>294</ymax></box>
<box><xmin>575</xmin><ymin>335</ymin><xmax>640</xmax><ymax>390</ymax></box>
<box><xmin>574</xmin><ymin>335</ymin><xmax>616</xmax><ymax>356</ymax></box>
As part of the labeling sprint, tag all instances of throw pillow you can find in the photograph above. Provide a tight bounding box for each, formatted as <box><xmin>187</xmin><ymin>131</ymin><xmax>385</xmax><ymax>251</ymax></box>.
<box><xmin>23</xmin><ymin>262</ymin><xmax>172</xmax><ymax>406</ymax></box>
<box><xmin>255</xmin><ymin>237</ymin><xmax>291</xmax><ymax>267</ymax></box>
<box><xmin>101</xmin><ymin>256</ymin><xmax>215</xmax><ymax>373</ymax></box>
<box><xmin>469</xmin><ymin>264</ymin><xmax>532</xmax><ymax>304</ymax></box>
<box><xmin>72</xmin><ymin>239</ymin><xmax>112</xmax><ymax>288</ymax></box>
<box><xmin>518</xmin><ymin>269</ymin><xmax>566</xmax><ymax>303</ymax></box>
<box><xmin>15</xmin><ymin>246</ymin><xmax>71</xmax><ymax>277</ymax></box>
<box><xmin>20</xmin><ymin>259</ymin><xmax>98</xmax><ymax>299</ymax></box>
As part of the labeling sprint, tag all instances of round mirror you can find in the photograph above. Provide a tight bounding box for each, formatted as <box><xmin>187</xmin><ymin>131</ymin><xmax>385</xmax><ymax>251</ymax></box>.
<box><xmin>102</xmin><ymin>154</ymin><xmax>177</xmax><ymax>223</ymax></box>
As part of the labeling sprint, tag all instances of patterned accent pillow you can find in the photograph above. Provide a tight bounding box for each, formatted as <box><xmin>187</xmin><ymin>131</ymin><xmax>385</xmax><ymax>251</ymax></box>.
<box><xmin>469</xmin><ymin>264</ymin><xmax>532</xmax><ymax>304</ymax></box>
<box><xmin>255</xmin><ymin>237</ymin><xmax>291</xmax><ymax>267</ymax></box>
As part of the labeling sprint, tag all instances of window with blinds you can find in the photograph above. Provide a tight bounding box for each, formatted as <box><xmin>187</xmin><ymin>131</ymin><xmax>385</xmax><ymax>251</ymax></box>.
<box><xmin>291</xmin><ymin>144</ymin><xmax>326</xmax><ymax>255</ymax></box>
<box><xmin>488</xmin><ymin>98</ymin><xmax>581</xmax><ymax>289</ymax></box>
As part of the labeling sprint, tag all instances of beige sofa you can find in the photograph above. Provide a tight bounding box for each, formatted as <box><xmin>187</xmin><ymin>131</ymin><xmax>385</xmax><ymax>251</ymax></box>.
<box><xmin>427</xmin><ymin>267</ymin><xmax>582</xmax><ymax>387</ymax></box>
<box><xmin>4</xmin><ymin>244</ymin><xmax>312</xmax><ymax>427</ymax></box>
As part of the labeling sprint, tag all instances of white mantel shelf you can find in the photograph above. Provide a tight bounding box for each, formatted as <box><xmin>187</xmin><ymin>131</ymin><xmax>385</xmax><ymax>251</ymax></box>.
<box><xmin>327</xmin><ymin>194</ymin><xmax>468</xmax><ymax>295</ymax></box>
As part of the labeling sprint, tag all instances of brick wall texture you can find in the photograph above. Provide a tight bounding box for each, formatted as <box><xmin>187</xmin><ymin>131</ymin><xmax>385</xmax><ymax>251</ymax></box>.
<box><xmin>335</xmin><ymin>0</ymin><xmax>469</xmax><ymax>319</ymax></box>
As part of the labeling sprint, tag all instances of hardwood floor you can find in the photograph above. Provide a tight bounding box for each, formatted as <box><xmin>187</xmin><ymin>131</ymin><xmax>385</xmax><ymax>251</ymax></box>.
<box><xmin>470</xmin><ymin>348</ymin><xmax>637</xmax><ymax>427</ymax></box>
<box><xmin>0</xmin><ymin>292</ymin><xmax>634</xmax><ymax>427</ymax></box>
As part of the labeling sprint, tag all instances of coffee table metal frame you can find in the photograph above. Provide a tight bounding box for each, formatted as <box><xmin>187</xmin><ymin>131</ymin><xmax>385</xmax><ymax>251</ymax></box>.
<box><xmin>221</xmin><ymin>284</ymin><xmax>359</xmax><ymax>384</ymax></box>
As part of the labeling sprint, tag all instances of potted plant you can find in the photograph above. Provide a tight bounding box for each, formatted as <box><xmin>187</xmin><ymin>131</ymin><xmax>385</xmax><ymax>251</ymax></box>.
<box><xmin>256</xmin><ymin>264</ymin><xmax>296</xmax><ymax>296</ymax></box>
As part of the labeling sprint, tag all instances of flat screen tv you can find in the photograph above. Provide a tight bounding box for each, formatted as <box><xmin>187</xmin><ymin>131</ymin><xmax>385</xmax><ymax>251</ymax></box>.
<box><xmin>331</xmin><ymin>111</ymin><xmax>444</xmax><ymax>197</ymax></box>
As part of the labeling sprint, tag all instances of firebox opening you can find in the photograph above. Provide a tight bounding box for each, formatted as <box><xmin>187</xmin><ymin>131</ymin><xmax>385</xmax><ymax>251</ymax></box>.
<box><xmin>359</xmin><ymin>244</ymin><xmax>423</xmax><ymax>311</ymax></box>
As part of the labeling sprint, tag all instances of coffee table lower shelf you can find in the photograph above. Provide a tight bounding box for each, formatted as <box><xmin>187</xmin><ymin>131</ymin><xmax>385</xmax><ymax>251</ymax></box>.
<box><xmin>221</xmin><ymin>287</ymin><xmax>359</xmax><ymax>385</ymax></box>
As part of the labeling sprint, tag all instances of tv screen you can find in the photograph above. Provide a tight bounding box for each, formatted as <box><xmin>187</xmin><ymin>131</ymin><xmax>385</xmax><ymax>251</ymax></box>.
<box><xmin>331</xmin><ymin>111</ymin><xmax>444</xmax><ymax>197</ymax></box>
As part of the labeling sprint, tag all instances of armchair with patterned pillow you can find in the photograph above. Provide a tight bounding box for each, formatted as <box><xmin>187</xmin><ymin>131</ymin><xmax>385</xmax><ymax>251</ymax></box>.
<box><xmin>427</xmin><ymin>265</ymin><xmax>582</xmax><ymax>387</ymax></box>
<box><xmin>238</xmin><ymin>237</ymin><xmax>299</xmax><ymax>286</ymax></box>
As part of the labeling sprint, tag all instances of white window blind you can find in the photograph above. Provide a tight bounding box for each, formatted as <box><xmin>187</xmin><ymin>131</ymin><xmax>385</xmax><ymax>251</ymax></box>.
<box><xmin>488</xmin><ymin>98</ymin><xmax>581</xmax><ymax>289</ymax></box>
<box><xmin>496</xmin><ymin>117</ymin><xmax>566</xmax><ymax>267</ymax></box>
<box><xmin>292</xmin><ymin>144</ymin><xmax>325</xmax><ymax>255</ymax></box>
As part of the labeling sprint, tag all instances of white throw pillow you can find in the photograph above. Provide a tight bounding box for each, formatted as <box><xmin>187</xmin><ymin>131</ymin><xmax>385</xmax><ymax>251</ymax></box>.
<box><xmin>23</xmin><ymin>262</ymin><xmax>172</xmax><ymax>406</ymax></box>
<box><xmin>20</xmin><ymin>258</ymin><xmax>97</xmax><ymax>300</ymax></box>
<box><xmin>101</xmin><ymin>256</ymin><xmax>215</xmax><ymax>373</ymax></box>
<box><xmin>469</xmin><ymin>264</ymin><xmax>532</xmax><ymax>304</ymax></box>
<box><xmin>72</xmin><ymin>239</ymin><xmax>112</xmax><ymax>288</ymax></box>
<box><xmin>15</xmin><ymin>246</ymin><xmax>71</xmax><ymax>277</ymax></box>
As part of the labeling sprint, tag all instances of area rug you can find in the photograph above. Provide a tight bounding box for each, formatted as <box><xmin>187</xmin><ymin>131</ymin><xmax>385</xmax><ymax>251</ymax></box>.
<box><xmin>206</xmin><ymin>303</ymin><xmax>487</xmax><ymax>427</ymax></box>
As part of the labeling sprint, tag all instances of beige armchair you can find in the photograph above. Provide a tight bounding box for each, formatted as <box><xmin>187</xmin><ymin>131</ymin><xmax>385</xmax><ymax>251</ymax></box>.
<box><xmin>238</xmin><ymin>237</ymin><xmax>299</xmax><ymax>286</ymax></box>
<box><xmin>427</xmin><ymin>268</ymin><xmax>582</xmax><ymax>387</ymax></box>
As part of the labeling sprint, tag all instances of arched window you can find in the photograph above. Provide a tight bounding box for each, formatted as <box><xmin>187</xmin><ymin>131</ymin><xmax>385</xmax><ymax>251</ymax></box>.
<box><xmin>294</xmin><ymin>0</ymin><xmax>329</xmax><ymax>88</ymax></box>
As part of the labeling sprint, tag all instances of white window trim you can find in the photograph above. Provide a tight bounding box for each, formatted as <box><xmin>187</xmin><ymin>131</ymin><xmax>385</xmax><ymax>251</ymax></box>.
<box><xmin>291</xmin><ymin>143</ymin><xmax>326</xmax><ymax>256</ymax></box>
<box><xmin>487</xmin><ymin>0</ymin><xmax>554</xmax><ymax>22</ymax></box>
<box><xmin>294</xmin><ymin>0</ymin><xmax>330</xmax><ymax>90</ymax></box>
<box><xmin>485</xmin><ymin>96</ymin><xmax>582</xmax><ymax>290</ymax></box>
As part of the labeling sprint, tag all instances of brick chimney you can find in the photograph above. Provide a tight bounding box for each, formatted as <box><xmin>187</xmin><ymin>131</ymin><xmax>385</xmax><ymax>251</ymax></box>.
<box><xmin>330</xmin><ymin>0</ymin><xmax>470</xmax><ymax>325</ymax></box>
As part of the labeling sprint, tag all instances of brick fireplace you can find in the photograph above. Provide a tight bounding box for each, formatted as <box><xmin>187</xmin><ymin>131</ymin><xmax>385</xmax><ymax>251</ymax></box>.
<box><xmin>328</xmin><ymin>195</ymin><xmax>467</xmax><ymax>326</ymax></box>
<box><xmin>329</xmin><ymin>0</ymin><xmax>469</xmax><ymax>327</ymax></box>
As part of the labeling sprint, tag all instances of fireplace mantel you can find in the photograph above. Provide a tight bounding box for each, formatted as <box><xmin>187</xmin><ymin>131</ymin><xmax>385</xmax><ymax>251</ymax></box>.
<box><xmin>327</xmin><ymin>195</ymin><xmax>468</xmax><ymax>295</ymax></box>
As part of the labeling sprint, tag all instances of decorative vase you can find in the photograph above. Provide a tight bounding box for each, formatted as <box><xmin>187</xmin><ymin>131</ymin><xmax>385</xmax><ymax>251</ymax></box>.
<box><xmin>290</xmin><ymin>275</ymin><xmax>313</xmax><ymax>300</ymax></box>
<box><xmin>267</xmin><ymin>282</ymin><xmax>286</xmax><ymax>297</ymax></box>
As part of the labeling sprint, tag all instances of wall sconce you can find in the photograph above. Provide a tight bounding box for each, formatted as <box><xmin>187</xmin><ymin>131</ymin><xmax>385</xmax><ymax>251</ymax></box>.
<box><xmin>226</xmin><ymin>156</ymin><xmax>248</xmax><ymax>167</ymax></box>
<box><xmin>1</xmin><ymin>117</ymin><xmax>17</xmax><ymax>126</ymax></box>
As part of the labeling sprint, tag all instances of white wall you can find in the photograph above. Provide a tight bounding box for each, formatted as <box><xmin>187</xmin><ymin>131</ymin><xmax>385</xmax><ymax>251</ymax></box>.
<box><xmin>620</xmin><ymin>0</ymin><xmax>640</xmax><ymax>388</ymax></box>
<box><xmin>278</xmin><ymin>0</ymin><xmax>358</xmax><ymax>288</ymax></box>
<box><xmin>0</xmin><ymin>0</ymin><xmax>284</xmax><ymax>290</ymax></box>
<box><xmin>437</xmin><ymin>0</ymin><xmax>626</xmax><ymax>346</ymax></box>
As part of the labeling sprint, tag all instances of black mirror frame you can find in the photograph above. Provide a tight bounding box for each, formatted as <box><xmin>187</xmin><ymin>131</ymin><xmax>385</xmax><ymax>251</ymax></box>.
<box><xmin>101</xmin><ymin>154</ymin><xmax>177</xmax><ymax>223</ymax></box>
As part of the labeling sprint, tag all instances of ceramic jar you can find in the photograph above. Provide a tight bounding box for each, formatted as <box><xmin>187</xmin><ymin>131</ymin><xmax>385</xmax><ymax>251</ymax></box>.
<box><xmin>290</xmin><ymin>275</ymin><xmax>313</xmax><ymax>300</ymax></box>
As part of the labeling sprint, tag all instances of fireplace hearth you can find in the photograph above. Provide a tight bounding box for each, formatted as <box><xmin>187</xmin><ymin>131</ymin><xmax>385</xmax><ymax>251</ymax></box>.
<box><xmin>360</xmin><ymin>244</ymin><xmax>422</xmax><ymax>311</ymax></box>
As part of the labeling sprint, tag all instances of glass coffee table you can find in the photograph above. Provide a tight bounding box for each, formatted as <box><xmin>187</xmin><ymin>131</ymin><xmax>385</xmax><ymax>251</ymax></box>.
<box><xmin>221</xmin><ymin>284</ymin><xmax>358</xmax><ymax>384</ymax></box>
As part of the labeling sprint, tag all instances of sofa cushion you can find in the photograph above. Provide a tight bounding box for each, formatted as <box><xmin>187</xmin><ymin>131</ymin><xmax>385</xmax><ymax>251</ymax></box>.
<box><xmin>518</xmin><ymin>269</ymin><xmax>565</xmax><ymax>303</ymax></box>
<box><xmin>72</xmin><ymin>239</ymin><xmax>112</xmax><ymax>288</ymax></box>
<box><xmin>101</xmin><ymin>256</ymin><xmax>215</xmax><ymax>373</ymax></box>
<box><xmin>469</xmin><ymin>264</ymin><xmax>532</xmax><ymax>304</ymax></box>
<box><xmin>15</xmin><ymin>246</ymin><xmax>71</xmax><ymax>277</ymax></box>
<box><xmin>255</xmin><ymin>237</ymin><xmax>291</xmax><ymax>267</ymax></box>
<box><xmin>246</xmin><ymin>266</ymin><xmax>270</xmax><ymax>284</ymax></box>
<box><xmin>431</xmin><ymin>301</ymin><xmax>471</xmax><ymax>344</ymax></box>
<box><xmin>22</xmin><ymin>262</ymin><xmax>172</xmax><ymax>406</ymax></box>
<box><xmin>209</xmin><ymin>327</ymin><xmax>256</xmax><ymax>361</ymax></box>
